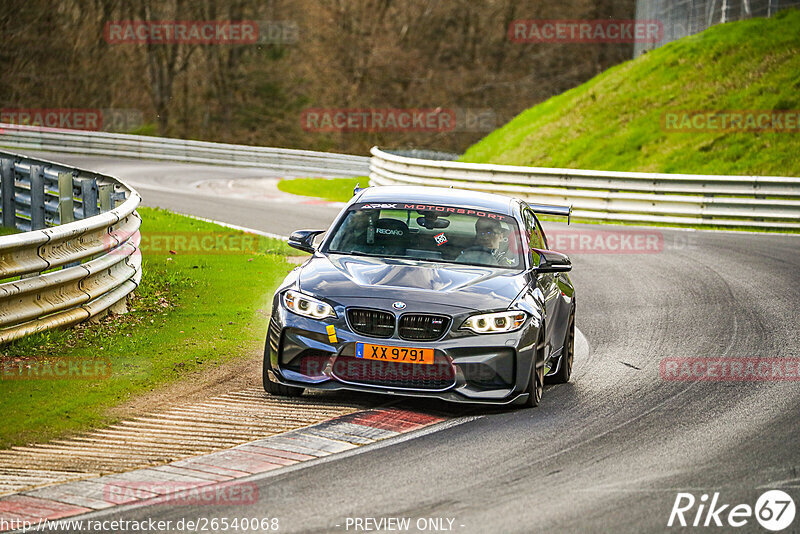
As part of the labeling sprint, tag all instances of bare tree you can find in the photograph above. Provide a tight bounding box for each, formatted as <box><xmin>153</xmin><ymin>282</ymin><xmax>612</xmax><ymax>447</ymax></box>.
<box><xmin>126</xmin><ymin>0</ymin><xmax>198</xmax><ymax>135</ymax></box>
<box><xmin>1</xmin><ymin>0</ymin><xmax>637</xmax><ymax>152</ymax></box>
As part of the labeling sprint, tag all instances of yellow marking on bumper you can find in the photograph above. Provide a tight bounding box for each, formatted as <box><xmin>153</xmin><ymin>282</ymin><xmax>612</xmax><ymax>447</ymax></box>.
<box><xmin>326</xmin><ymin>324</ymin><xmax>338</xmax><ymax>343</ymax></box>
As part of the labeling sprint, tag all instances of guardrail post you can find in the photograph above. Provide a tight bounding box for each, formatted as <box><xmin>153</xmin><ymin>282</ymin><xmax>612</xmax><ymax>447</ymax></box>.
<box><xmin>80</xmin><ymin>178</ymin><xmax>99</xmax><ymax>219</ymax></box>
<box><xmin>109</xmin><ymin>298</ymin><xmax>129</xmax><ymax>315</ymax></box>
<box><xmin>29</xmin><ymin>165</ymin><xmax>45</xmax><ymax>230</ymax></box>
<box><xmin>112</xmin><ymin>190</ymin><xmax>127</xmax><ymax>208</ymax></box>
<box><xmin>58</xmin><ymin>172</ymin><xmax>75</xmax><ymax>224</ymax></box>
<box><xmin>99</xmin><ymin>184</ymin><xmax>113</xmax><ymax>213</ymax></box>
<box><xmin>1</xmin><ymin>158</ymin><xmax>15</xmax><ymax>229</ymax></box>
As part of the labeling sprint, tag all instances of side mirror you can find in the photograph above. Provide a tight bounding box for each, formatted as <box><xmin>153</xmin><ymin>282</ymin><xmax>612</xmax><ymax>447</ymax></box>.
<box><xmin>532</xmin><ymin>249</ymin><xmax>572</xmax><ymax>273</ymax></box>
<box><xmin>288</xmin><ymin>230</ymin><xmax>325</xmax><ymax>254</ymax></box>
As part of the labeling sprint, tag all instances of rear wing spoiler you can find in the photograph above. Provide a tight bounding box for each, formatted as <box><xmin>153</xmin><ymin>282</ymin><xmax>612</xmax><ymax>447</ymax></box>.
<box><xmin>527</xmin><ymin>203</ymin><xmax>572</xmax><ymax>224</ymax></box>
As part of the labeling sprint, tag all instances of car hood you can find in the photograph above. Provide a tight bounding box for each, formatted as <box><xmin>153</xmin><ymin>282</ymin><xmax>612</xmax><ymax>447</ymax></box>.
<box><xmin>297</xmin><ymin>253</ymin><xmax>527</xmax><ymax>311</ymax></box>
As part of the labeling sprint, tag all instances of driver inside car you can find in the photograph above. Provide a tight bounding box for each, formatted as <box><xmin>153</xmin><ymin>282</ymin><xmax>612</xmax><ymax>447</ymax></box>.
<box><xmin>457</xmin><ymin>217</ymin><xmax>514</xmax><ymax>266</ymax></box>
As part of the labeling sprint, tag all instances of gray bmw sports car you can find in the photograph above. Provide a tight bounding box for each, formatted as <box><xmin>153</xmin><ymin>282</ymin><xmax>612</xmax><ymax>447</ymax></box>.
<box><xmin>263</xmin><ymin>186</ymin><xmax>575</xmax><ymax>407</ymax></box>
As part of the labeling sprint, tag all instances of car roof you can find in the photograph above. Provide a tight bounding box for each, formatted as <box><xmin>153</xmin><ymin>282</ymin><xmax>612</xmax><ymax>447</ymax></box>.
<box><xmin>354</xmin><ymin>186</ymin><xmax>516</xmax><ymax>215</ymax></box>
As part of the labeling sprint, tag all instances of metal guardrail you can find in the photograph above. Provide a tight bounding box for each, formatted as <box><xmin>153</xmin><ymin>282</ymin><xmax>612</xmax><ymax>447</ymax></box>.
<box><xmin>387</xmin><ymin>149</ymin><xmax>459</xmax><ymax>161</ymax></box>
<box><xmin>0</xmin><ymin>150</ymin><xmax>141</xmax><ymax>344</ymax></box>
<box><xmin>0</xmin><ymin>123</ymin><xmax>370</xmax><ymax>178</ymax></box>
<box><xmin>0</xmin><ymin>123</ymin><xmax>370</xmax><ymax>345</ymax></box>
<box><xmin>369</xmin><ymin>147</ymin><xmax>800</xmax><ymax>229</ymax></box>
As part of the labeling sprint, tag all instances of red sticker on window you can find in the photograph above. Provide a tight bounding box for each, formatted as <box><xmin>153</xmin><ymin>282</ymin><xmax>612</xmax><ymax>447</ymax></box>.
<box><xmin>434</xmin><ymin>233</ymin><xmax>448</xmax><ymax>246</ymax></box>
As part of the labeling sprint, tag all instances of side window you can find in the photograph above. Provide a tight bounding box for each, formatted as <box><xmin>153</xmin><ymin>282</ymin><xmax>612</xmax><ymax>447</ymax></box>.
<box><xmin>534</xmin><ymin>217</ymin><xmax>548</xmax><ymax>250</ymax></box>
<box><xmin>523</xmin><ymin>209</ymin><xmax>544</xmax><ymax>249</ymax></box>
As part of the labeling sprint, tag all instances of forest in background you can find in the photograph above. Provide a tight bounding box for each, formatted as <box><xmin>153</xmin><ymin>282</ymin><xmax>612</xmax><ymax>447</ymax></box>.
<box><xmin>0</xmin><ymin>0</ymin><xmax>634</xmax><ymax>154</ymax></box>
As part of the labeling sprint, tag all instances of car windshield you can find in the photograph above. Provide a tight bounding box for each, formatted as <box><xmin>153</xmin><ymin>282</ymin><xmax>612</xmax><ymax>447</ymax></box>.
<box><xmin>324</xmin><ymin>203</ymin><xmax>523</xmax><ymax>269</ymax></box>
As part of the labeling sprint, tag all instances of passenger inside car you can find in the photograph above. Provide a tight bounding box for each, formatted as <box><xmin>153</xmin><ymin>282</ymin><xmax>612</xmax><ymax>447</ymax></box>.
<box><xmin>456</xmin><ymin>218</ymin><xmax>514</xmax><ymax>266</ymax></box>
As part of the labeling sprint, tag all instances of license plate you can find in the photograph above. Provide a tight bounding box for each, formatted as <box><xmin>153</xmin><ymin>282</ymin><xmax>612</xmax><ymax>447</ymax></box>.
<box><xmin>355</xmin><ymin>343</ymin><xmax>434</xmax><ymax>365</ymax></box>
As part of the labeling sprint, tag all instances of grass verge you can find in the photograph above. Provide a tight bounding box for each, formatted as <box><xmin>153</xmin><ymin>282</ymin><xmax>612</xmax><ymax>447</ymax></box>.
<box><xmin>277</xmin><ymin>177</ymin><xmax>364</xmax><ymax>203</ymax></box>
<box><xmin>461</xmin><ymin>9</ymin><xmax>800</xmax><ymax>177</ymax></box>
<box><xmin>0</xmin><ymin>207</ymin><xmax>301</xmax><ymax>449</ymax></box>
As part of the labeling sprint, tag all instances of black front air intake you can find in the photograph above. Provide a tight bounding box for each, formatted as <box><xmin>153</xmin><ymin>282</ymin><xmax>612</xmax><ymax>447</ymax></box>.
<box><xmin>332</xmin><ymin>355</ymin><xmax>456</xmax><ymax>390</ymax></box>
<box><xmin>398</xmin><ymin>314</ymin><xmax>450</xmax><ymax>341</ymax></box>
<box><xmin>347</xmin><ymin>308</ymin><xmax>395</xmax><ymax>338</ymax></box>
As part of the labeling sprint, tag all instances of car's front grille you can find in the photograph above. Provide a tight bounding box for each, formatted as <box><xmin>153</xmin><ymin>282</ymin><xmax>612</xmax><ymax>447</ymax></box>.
<box><xmin>332</xmin><ymin>355</ymin><xmax>455</xmax><ymax>390</ymax></box>
<box><xmin>347</xmin><ymin>308</ymin><xmax>395</xmax><ymax>338</ymax></box>
<box><xmin>398</xmin><ymin>314</ymin><xmax>450</xmax><ymax>341</ymax></box>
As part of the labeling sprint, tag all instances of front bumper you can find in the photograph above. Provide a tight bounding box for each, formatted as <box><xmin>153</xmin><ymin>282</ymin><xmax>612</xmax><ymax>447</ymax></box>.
<box><xmin>267</xmin><ymin>298</ymin><xmax>538</xmax><ymax>405</ymax></box>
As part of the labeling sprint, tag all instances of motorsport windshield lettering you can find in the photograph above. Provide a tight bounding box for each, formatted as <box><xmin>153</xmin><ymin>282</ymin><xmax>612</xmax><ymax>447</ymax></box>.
<box><xmin>354</xmin><ymin>203</ymin><xmax>513</xmax><ymax>221</ymax></box>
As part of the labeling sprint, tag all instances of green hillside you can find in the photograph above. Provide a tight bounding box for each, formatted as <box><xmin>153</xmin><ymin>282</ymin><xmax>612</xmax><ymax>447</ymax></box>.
<box><xmin>461</xmin><ymin>9</ymin><xmax>800</xmax><ymax>177</ymax></box>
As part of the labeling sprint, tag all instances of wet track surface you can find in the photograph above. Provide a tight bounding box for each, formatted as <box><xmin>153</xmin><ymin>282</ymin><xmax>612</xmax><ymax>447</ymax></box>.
<box><xmin>24</xmin><ymin>154</ymin><xmax>800</xmax><ymax>533</ymax></box>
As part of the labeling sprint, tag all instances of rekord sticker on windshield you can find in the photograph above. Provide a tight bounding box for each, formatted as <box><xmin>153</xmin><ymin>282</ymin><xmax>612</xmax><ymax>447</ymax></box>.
<box><xmin>434</xmin><ymin>233</ymin><xmax>448</xmax><ymax>246</ymax></box>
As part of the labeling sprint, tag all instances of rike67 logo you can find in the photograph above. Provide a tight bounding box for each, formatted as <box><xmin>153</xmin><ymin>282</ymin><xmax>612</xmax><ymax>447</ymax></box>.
<box><xmin>668</xmin><ymin>490</ymin><xmax>795</xmax><ymax>531</ymax></box>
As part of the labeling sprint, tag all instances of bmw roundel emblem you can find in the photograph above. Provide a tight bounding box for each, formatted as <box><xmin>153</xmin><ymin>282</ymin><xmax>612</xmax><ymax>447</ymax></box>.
<box><xmin>392</xmin><ymin>301</ymin><xmax>407</xmax><ymax>310</ymax></box>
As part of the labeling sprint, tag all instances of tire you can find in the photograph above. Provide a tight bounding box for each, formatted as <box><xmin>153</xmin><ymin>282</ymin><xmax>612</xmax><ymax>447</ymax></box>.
<box><xmin>548</xmin><ymin>305</ymin><xmax>575</xmax><ymax>385</ymax></box>
<box><xmin>523</xmin><ymin>336</ymin><xmax>545</xmax><ymax>408</ymax></box>
<box><xmin>262</xmin><ymin>351</ymin><xmax>304</xmax><ymax>397</ymax></box>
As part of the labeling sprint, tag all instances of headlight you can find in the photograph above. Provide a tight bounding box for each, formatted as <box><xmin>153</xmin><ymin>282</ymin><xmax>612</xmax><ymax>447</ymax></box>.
<box><xmin>461</xmin><ymin>311</ymin><xmax>527</xmax><ymax>334</ymax></box>
<box><xmin>283</xmin><ymin>290</ymin><xmax>336</xmax><ymax>319</ymax></box>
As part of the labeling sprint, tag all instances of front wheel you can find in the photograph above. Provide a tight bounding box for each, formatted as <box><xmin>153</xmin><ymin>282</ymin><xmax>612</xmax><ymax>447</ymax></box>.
<box><xmin>548</xmin><ymin>306</ymin><xmax>575</xmax><ymax>384</ymax></box>
<box><xmin>523</xmin><ymin>337</ymin><xmax>545</xmax><ymax>407</ymax></box>
<box><xmin>262</xmin><ymin>352</ymin><xmax>304</xmax><ymax>397</ymax></box>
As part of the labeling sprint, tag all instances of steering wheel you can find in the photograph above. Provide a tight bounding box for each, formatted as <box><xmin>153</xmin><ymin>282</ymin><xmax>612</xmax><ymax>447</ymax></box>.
<box><xmin>457</xmin><ymin>246</ymin><xmax>498</xmax><ymax>265</ymax></box>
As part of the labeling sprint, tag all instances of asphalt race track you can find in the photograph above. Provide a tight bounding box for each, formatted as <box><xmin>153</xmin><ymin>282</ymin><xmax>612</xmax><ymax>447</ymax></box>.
<box><xmin>24</xmin><ymin>153</ymin><xmax>344</xmax><ymax>235</ymax></box>
<box><xmin>26</xmin><ymin>155</ymin><xmax>800</xmax><ymax>533</ymax></box>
